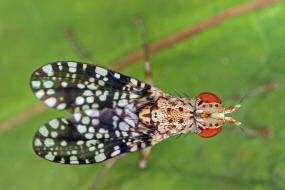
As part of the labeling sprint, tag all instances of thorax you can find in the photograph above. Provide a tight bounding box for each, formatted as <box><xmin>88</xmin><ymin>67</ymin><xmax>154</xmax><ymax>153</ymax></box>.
<box><xmin>139</xmin><ymin>96</ymin><xmax>196</xmax><ymax>142</ymax></box>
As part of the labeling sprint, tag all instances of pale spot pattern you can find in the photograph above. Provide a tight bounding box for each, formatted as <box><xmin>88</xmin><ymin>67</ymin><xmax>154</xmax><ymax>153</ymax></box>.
<box><xmin>44</xmin><ymin>97</ymin><xmax>57</xmax><ymax>107</ymax></box>
<box><xmin>35</xmin><ymin>90</ymin><xmax>45</xmax><ymax>99</ymax></box>
<box><xmin>32</xmin><ymin>81</ymin><xmax>41</xmax><ymax>88</ymax></box>
<box><xmin>31</xmin><ymin>61</ymin><xmax>154</xmax><ymax>164</ymax></box>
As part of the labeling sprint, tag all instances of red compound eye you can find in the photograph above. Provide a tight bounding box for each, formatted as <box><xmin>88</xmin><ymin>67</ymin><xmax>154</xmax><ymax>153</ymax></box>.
<box><xmin>199</xmin><ymin>127</ymin><xmax>222</xmax><ymax>138</ymax></box>
<box><xmin>198</xmin><ymin>92</ymin><xmax>221</xmax><ymax>104</ymax></box>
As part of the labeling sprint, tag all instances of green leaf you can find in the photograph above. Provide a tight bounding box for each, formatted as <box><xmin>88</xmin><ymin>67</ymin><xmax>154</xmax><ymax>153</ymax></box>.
<box><xmin>0</xmin><ymin>0</ymin><xmax>285</xmax><ymax>190</ymax></box>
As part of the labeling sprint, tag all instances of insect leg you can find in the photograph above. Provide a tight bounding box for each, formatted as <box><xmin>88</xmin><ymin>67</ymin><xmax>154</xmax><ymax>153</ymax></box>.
<box><xmin>88</xmin><ymin>156</ymin><xmax>122</xmax><ymax>190</ymax></box>
<box><xmin>222</xmin><ymin>81</ymin><xmax>278</xmax><ymax>101</ymax></box>
<box><xmin>135</xmin><ymin>16</ymin><xmax>154</xmax><ymax>168</ymax></box>
<box><xmin>63</xmin><ymin>27</ymin><xmax>98</xmax><ymax>64</ymax></box>
<box><xmin>135</xmin><ymin>16</ymin><xmax>153</xmax><ymax>85</ymax></box>
<box><xmin>139</xmin><ymin>147</ymin><xmax>152</xmax><ymax>168</ymax></box>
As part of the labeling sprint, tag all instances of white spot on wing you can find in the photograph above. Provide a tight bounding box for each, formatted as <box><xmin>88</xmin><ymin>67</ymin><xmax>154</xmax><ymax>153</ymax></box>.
<box><xmin>96</xmin><ymin>133</ymin><xmax>102</xmax><ymax>139</ymax></box>
<box><xmin>47</xmin><ymin>89</ymin><xmax>55</xmax><ymax>95</ymax></box>
<box><xmin>42</xmin><ymin>64</ymin><xmax>54</xmax><ymax>76</ymax></box>
<box><xmin>111</xmin><ymin>150</ymin><xmax>120</xmax><ymax>157</ymax></box>
<box><xmin>95</xmin><ymin>67</ymin><xmax>108</xmax><ymax>76</ymax></box>
<box><xmin>121</xmin><ymin>93</ymin><xmax>127</xmax><ymax>98</ymax></box>
<box><xmin>51</xmin><ymin>131</ymin><xmax>58</xmax><ymax>138</ymax></box>
<box><xmin>43</xmin><ymin>81</ymin><xmax>54</xmax><ymax>88</ymax></box>
<box><xmin>49</xmin><ymin>119</ymin><xmax>59</xmax><ymax>129</ymax></box>
<box><xmin>75</xmin><ymin>96</ymin><xmax>85</xmax><ymax>105</ymax></box>
<box><xmin>85</xmin><ymin>109</ymin><xmax>99</xmax><ymax>117</ymax></box>
<box><xmin>88</xmin><ymin>127</ymin><xmax>95</xmax><ymax>133</ymax></box>
<box><xmin>92</xmin><ymin>119</ymin><xmax>99</xmax><ymax>125</ymax></box>
<box><xmin>114</xmin><ymin>146</ymin><xmax>119</xmax><ymax>150</ymax></box>
<box><xmin>114</xmin><ymin>73</ymin><xmax>120</xmax><ymax>79</ymax></box>
<box><xmin>77</xmin><ymin>125</ymin><xmax>87</xmax><ymax>133</ymax></box>
<box><xmin>74</xmin><ymin>113</ymin><xmax>82</xmax><ymax>122</ymax></box>
<box><xmin>99</xmin><ymin>128</ymin><xmax>105</xmax><ymax>133</ymax></box>
<box><xmin>122</xmin><ymin>131</ymin><xmax>128</xmax><ymax>137</ymax></box>
<box><xmin>34</xmin><ymin>138</ymin><xmax>42</xmax><ymax>146</ymax></box>
<box><xmin>39</xmin><ymin>126</ymin><xmax>49</xmax><ymax>137</ymax></box>
<box><xmin>85</xmin><ymin>133</ymin><xmax>94</xmax><ymax>139</ymax></box>
<box><xmin>87</xmin><ymin>96</ymin><xmax>94</xmax><ymax>103</ymax></box>
<box><xmin>116</xmin><ymin>108</ymin><xmax>123</xmax><ymax>115</ymax></box>
<box><xmin>82</xmin><ymin>116</ymin><xmax>90</xmax><ymax>125</ymax></box>
<box><xmin>70</xmin><ymin>160</ymin><xmax>79</xmax><ymax>164</ymax></box>
<box><xmin>61</xmin><ymin>140</ymin><xmax>67</xmax><ymax>146</ymax></box>
<box><xmin>35</xmin><ymin>90</ymin><xmax>45</xmax><ymax>99</ymax></box>
<box><xmin>99</xmin><ymin>95</ymin><xmax>107</xmax><ymax>101</ymax></box>
<box><xmin>125</xmin><ymin>117</ymin><xmax>135</xmax><ymax>127</ymax></box>
<box><xmin>98</xmin><ymin>80</ymin><xmax>105</xmax><ymax>86</ymax></box>
<box><xmin>129</xmin><ymin>94</ymin><xmax>140</xmax><ymax>99</ymax></box>
<box><xmin>130</xmin><ymin>78</ymin><xmax>138</xmax><ymax>86</ymax></box>
<box><xmin>113</xmin><ymin>92</ymin><xmax>119</xmax><ymax>100</ymax></box>
<box><xmin>118</xmin><ymin>99</ymin><xmax>128</xmax><ymax>107</ymax></box>
<box><xmin>115</xmin><ymin>130</ymin><xmax>120</xmax><ymax>137</ymax></box>
<box><xmin>95</xmin><ymin>153</ymin><xmax>106</xmax><ymax>162</ymax></box>
<box><xmin>44</xmin><ymin>138</ymin><xmax>55</xmax><ymax>147</ymax></box>
<box><xmin>68</xmin><ymin>62</ymin><xmax>77</xmax><ymax>67</ymax></box>
<box><xmin>57</xmin><ymin>103</ymin><xmax>66</xmax><ymax>110</ymax></box>
<box><xmin>70</xmin><ymin>155</ymin><xmax>78</xmax><ymax>161</ymax></box>
<box><xmin>83</xmin><ymin>64</ymin><xmax>87</xmax><ymax>71</ymax></box>
<box><xmin>44</xmin><ymin>97</ymin><xmax>57</xmax><ymax>107</ymax></box>
<box><xmin>45</xmin><ymin>152</ymin><xmax>55</xmax><ymax>161</ymax></box>
<box><xmin>69</xmin><ymin>67</ymin><xmax>77</xmax><ymax>73</ymax></box>
<box><xmin>87</xmin><ymin>83</ymin><xmax>97</xmax><ymax>90</ymax></box>
<box><xmin>92</xmin><ymin>103</ymin><xmax>99</xmax><ymax>108</ymax></box>
<box><xmin>77</xmin><ymin>84</ymin><xmax>85</xmax><ymax>89</ymax></box>
<box><xmin>119</xmin><ymin>122</ymin><xmax>129</xmax><ymax>131</ymax></box>
<box><xmin>86</xmin><ymin>140</ymin><xmax>97</xmax><ymax>147</ymax></box>
<box><xmin>31</xmin><ymin>81</ymin><xmax>41</xmax><ymax>88</ymax></box>
<box><xmin>61</xmin><ymin>81</ymin><xmax>68</xmax><ymax>87</ymax></box>
<box><xmin>83</xmin><ymin>90</ymin><xmax>93</xmax><ymax>96</ymax></box>
<box><xmin>95</xmin><ymin>90</ymin><xmax>102</xmax><ymax>96</ymax></box>
<box><xmin>77</xmin><ymin>140</ymin><xmax>84</xmax><ymax>145</ymax></box>
<box><xmin>130</xmin><ymin>145</ymin><xmax>138</xmax><ymax>152</ymax></box>
<box><xmin>70</xmin><ymin>159</ymin><xmax>79</xmax><ymax>164</ymax></box>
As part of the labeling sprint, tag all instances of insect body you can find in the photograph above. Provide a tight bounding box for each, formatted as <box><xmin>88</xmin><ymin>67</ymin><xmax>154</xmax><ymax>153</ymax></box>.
<box><xmin>31</xmin><ymin>61</ymin><xmax>241</xmax><ymax>164</ymax></box>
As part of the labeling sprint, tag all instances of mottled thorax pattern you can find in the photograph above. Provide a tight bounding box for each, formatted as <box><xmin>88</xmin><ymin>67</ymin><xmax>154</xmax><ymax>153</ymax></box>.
<box><xmin>139</xmin><ymin>95</ymin><xmax>196</xmax><ymax>143</ymax></box>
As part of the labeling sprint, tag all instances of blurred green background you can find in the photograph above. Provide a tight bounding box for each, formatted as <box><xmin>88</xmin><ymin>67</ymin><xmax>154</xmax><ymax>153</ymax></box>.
<box><xmin>1</xmin><ymin>0</ymin><xmax>285</xmax><ymax>190</ymax></box>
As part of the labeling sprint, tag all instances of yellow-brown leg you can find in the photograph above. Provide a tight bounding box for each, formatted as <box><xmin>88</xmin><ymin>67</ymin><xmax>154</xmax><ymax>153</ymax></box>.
<box><xmin>64</xmin><ymin>27</ymin><xmax>98</xmax><ymax>64</ymax></box>
<box><xmin>134</xmin><ymin>17</ymin><xmax>153</xmax><ymax>85</ymax></box>
<box><xmin>139</xmin><ymin>147</ymin><xmax>152</xmax><ymax>168</ymax></box>
<box><xmin>88</xmin><ymin>17</ymin><xmax>154</xmax><ymax>190</ymax></box>
<box><xmin>135</xmin><ymin>16</ymin><xmax>154</xmax><ymax>168</ymax></box>
<box><xmin>88</xmin><ymin>156</ymin><xmax>121</xmax><ymax>190</ymax></box>
<box><xmin>222</xmin><ymin>81</ymin><xmax>278</xmax><ymax>102</ymax></box>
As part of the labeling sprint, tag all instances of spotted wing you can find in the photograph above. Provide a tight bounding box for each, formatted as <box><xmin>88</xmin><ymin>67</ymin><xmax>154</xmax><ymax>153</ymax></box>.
<box><xmin>33</xmin><ymin>107</ymin><xmax>154</xmax><ymax>164</ymax></box>
<box><xmin>30</xmin><ymin>61</ymin><xmax>152</xmax><ymax>112</ymax></box>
